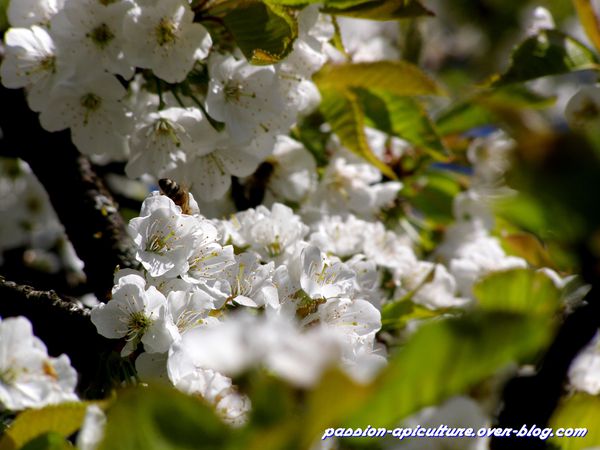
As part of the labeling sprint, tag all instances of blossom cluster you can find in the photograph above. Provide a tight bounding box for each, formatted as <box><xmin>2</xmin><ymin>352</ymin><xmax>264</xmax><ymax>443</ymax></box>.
<box><xmin>87</xmin><ymin>129</ymin><xmax>580</xmax><ymax>428</ymax></box>
<box><xmin>0</xmin><ymin>0</ymin><xmax>332</xmax><ymax>201</ymax></box>
<box><xmin>90</xmin><ymin>193</ymin><xmax>386</xmax><ymax>424</ymax></box>
<box><xmin>3</xmin><ymin>3</ymin><xmax>600</xmax><ymax>450</ymax></box>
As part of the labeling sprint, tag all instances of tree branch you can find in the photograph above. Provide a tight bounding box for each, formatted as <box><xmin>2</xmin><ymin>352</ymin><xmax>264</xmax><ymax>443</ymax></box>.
<box><xmin>0</xmin><ymin>277</ymin><xmax>116</xmax><ymax>397</ymax></box>
<box><xmin>0</xmin><ymin>85</ymin><xmax>139</xmax><ymax>301</ymax></box>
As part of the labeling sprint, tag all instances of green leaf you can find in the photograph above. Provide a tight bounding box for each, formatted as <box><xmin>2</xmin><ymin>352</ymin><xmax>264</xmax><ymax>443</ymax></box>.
<box><xmin>315</xmin><ymin>61</ymin><xmax>444</xmax><ymax>97</ymax></box>
<box><xmin>435</xmin><ymin>102</ymin><xmax>495</xmax><ymax>136</ymax></box>
<box><xmin>572</xmin><ymin>0</ymin><xmax>600</xmax><ymax>54</ymax></box>
<box><xmin>223</xmin><ymin>1</ymin><xmax>298</xmax><ymax>65</ymax></box>
<box><xmin>500</xmin><ymin>233</ymin><xmax>557</xmax><ymax>268</ymax></box>
<box><xmin>301</xmin><ymin>370</ymin><xmax>371</xmax><ymax>448</ymax></box>
<box><xmin>436</xmin><ymin>86</ymin><xmax>556</xmax><ymax>136</ymax></box>
<box><xmin>549</xmin><ymin>393</ymin><xmax>600</xmax><ymax>449</ymax></box>
<box><xmin>381</xmin><ymin>299</ymin><xmax>447</xmax><ymax>332</ymax></box>
<box><xmin>265</xmin><ymin>0</ymin><xmax>434</xmax><ymax>13</ymax></box>
<box><xmin>291</xmin><ymin>113</ymin><xmax>330</xmax><ymax>168</ymax></box>
<box><xmin>321</xmin><ymin>0</ymin><xmax>434</xmax><ymax>20</ymax></box>
<box><xmin>473</xmin><ymin>268</ymin><xmax>562</xmax><ymax>316</ymax></box>
<box><xmin>98</xmin><ymin>385</ymin><xmax>231</xmax><ymax>450</ymax></box>
<box><xmin>405</xmin><ymin>169</ymin><xmax>462</xmax><ymax>224</ymax></box>
<box><xmin>241</xmin><ymin>374</ymin><xmax>302</xmax><ymax>450</ymax></box>
<box><xmin>346</xmin><ymin>312</ymin><xmax>555</xmax><ymax>428</ymax></box>
<box><xmin>20</xmin><ymin>433</ymin><xmax>73</xmax><ymax>450</ymax></box>
<box><xmin>485</xmin><ymin>85</ymin><xmax>557</xmax><ymax>108</ymax></box>
<box><xmin>261</xmin><ymin>0</ymin><xmax>312</xmax><ymax>5</ymax></box>
<box><xmin>246</xmin><ymin>375</ymin><xmax>297</xmax><ymax>429</ymax></box>
<box><xmin>357</xmin><ymin>87</ymin><xmax>448</xmax><ymax>159</ymax></box>
<box><xmin>492</xmin><ymin>29</ymin><xmax>599</xmax><ymax>86</ymax></box>
<box><xmin>493</xmin><ymin>192</ymin><xmax>585</xmax><ymax>243</ymax></box>
<box><xmin>0</xmin><ymin>0</ymin><xmax>8</xmax><ymax>33</ymax></box>
<box><xmin>374</xmin><ymin>90</ymin><xmax>448</xmax><ymax>160</ymax></box>
<box><xmin>0</xmin><ymin>403</ymin><xmax>88</xmax><ymax>450</ymax></box>
<box><xmin>319</xmin><ymin>88</ymin><xmax>398</xmax><ymax>179</ymax></box>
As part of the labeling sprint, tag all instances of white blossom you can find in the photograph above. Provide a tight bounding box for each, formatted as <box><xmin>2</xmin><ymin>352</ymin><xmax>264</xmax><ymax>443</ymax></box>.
<box><xmin>437</xmin><ymin>222</ymin><xmax>527</xmax><ymax>298</ymax></box>
<box><xmin>76</xmin><ymin>404</ymin><xmax>107</xmax><ymax>450</ymax></box>
<box><xmin>128</xmin><ymin>194</ymin><xmax>205</xmax><ymax>278</ymax></box>
<box><xmin>304</xmin><ymin>142</ymin><xmax>402</xmax><ymax>220</ymax></box>
<box><xmin>125</xmin><ymin>107</ymin><xmax>221</xmax><ymax>180</ymax></box>
<box><xmin>124</xmin><ymin>0</ymin><xmax>212</xmax><ymax>83</ymax></box>
<box><xmin>206</xmin><ymin>54</ymin><xmax>294</xmax><ymax>146</ymax></box>
<box><xmin>524</xmin><ymin>6</ymin><xmax>555</xmax><ymax>36</ymax></box>
<box><xmin>263</xmin><ymin>136</ymin><xmax>317</xmax><ymax>204</ymax></box>
<box><xmin>7</xmin><ymin>0</ymin><xmax>65</xmax><ymax>27</ymax></box>
<box><xmin>90</xmin><ymin>273</ymin><xmax>176</xmax><ymax>356</ymax></box>
<box><xmin>0</xmin><ymin>316</ymin><xmax>78</xmax><ymax>411</ymax></box>
<box><xmin>309</xmin><ymin>215</ymin><xmax>370</xmax><ymax>258</ymax></box>
<box><xmin>300</xmin><ymin>246</ymin><xmax>355</xmax><ymax>300</ymax></box>
<box><xmin>38</xmin><ymin>69</ymin><xmax>131</xmax><ymax>159</ymax></box>
<box><xmin>336</xmin><ymin>18</ymin><xmax>400</xmax><ymax>63</ymax></box>
<box><xmin>219</xmin><ymin>252</ymin><xmax>278</xmax><ymax>308</ymax></box>
<box><xmin>168</xmin><ymin>365</ymin><xmax>250</xmax><ymax>426</ymax></box>
<box><xmin>568</xmin><ymin>331</ymin><xmax>600</xmax><ymax>395</ymax></box>
<box><xmin>168</xmin><ymin>312</ymin><xmax>342</xmax><ymax>388</ymax></box>
<box><xmin>227</xmin><ymin>203</ymin><xmax>309</xmax><ymax>262</ymax></box>
<box><xmin>0</xmin><ymin>26</ymin><xmax>67</xmax><ymax>112</ymax></box>
<box><xmin>183</xmin><ymin>142</ymin><xmax>263</xmax><ymax>202</ymax></box>
<box><xmin>51</xmin><ymin>0</ymin><xmax>135</xmax><ymax>78</ymax></box>
<box><xmin>395</xmin><ymin>262</ymin><xmax>470</xmax><ymax>310</ymax></box>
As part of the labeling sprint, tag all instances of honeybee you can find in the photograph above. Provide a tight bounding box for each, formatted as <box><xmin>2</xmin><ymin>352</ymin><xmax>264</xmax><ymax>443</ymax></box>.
<box><xmin>158</xmin><ymin>178</ymin><xmax>192</xmax><ymax>215</ymax></box>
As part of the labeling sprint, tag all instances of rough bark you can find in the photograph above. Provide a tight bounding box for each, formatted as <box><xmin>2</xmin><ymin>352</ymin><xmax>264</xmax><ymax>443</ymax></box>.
<box><xmin>0</xmin><ymin>86</ymin><xmax>139</xmax><ymax>301</ymax></box>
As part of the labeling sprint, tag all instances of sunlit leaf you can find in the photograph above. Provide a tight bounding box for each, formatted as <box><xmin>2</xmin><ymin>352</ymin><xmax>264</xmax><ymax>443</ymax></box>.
<box><xmin>473</xmin><ymin>268</ymin><xmax>562</xmax><ymax>316</ymax></box>
<box><xmin>266</xmin><ymin>0</ymin><xmax>434</xmax><ymax>14</ymax></box>
<box><xmin>381</xmin><ymin>92</ymin><xmax>447</xmax><ymax>160</ymax></box>
<box><xmin>572</xmin><ymin>0</ymin><xmax>600</xmax><ymax>53</ymax></box>
<box><xmin>346</xmin><ymin>312</ymin><xmax>556</xmax><ymax>428</ymax></box>
<box><xmin>319</xmin><ymin>88</ymin><xmax>398</xmax><ymax>179</ymax></box>
<box><xmin>381</xmin><ymin>299</ymin><xmax>449</xmax><ymax>332</ymax></box>
<box><xmin>321</xmin><ymin>0</ymin><xmax>434</xmax><ymax>20</ymax></box>
<box><xmin>244</xmin><ymin>421</ymin><xmax>301</xmax><ymax>450</ymax></box>
<box><xmin>98</xmin><ymin>385</ymin><xmax>231</xmax><ymax>450</ymax></box>
<box><xmin>0</xmin><ymin>403</ymin><xmax>88</xmax><ymax>450</ymax></box>
<box><xmin>20</xmin><ymin>433</ymin><xmax>73</xmax><ymax>450</ymax></box>
<box><xmin>244</xmin><ymin>370</ymin><xmax>370</xmax><ymax>450</ymax></box>
<box><xmin>357</xmin><ymin>89</ymin><xmax>447</xmax><ymax>160</ymax></box>
<box><xmin>223</xmin><ymin>1</ymin><xmax>298</xmax><ymax>65</ymax></box>
<box><xmin>315</xmin><ymin>61</ymin><xmax>444</xmax><ymax>97</ymax></box>
<box><xmin>493</xmin><ymin>193</ymin><xmax>557</xmax><ymax>239</ymax></box>
<box><xmin>492</xmin><ymin>29</ymin><xmax>599</xmax><ymax>86</ymax></box>
<box><xmin>301</xmin><ymin>370</ymin><xmax>371</xmax><ymax>447</ymax></box>
<box><xmin>501</xmin><ymin>233</ymin><xmax>557</xmax><ymax>268</ymax></box>
<box><xmin>549</xmin><ymin>393</ymin><xmax>600</xmax><ymax>449</ymax></box>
